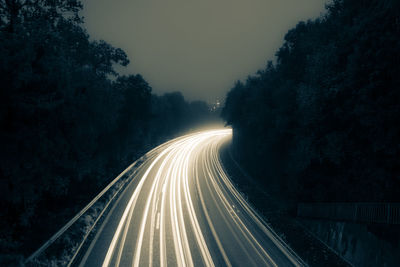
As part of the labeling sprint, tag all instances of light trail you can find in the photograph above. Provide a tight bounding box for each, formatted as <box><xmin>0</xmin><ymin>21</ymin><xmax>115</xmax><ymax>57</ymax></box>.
<box><xmin>81</xmin><ymin>129</ymin><xmax>303</xmax><ymax>267</ymax></box>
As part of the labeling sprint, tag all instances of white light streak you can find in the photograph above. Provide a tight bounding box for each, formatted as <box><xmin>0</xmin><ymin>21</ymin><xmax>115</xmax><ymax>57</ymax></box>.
<box><xmin>99</xmin><ymin>129</ymin><xmax>302</xmax><ymax>267</ymax></box>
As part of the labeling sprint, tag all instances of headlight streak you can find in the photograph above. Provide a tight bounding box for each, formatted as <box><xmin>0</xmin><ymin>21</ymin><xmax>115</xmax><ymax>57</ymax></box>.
<box><xmin>170</xmin><ymin>140</ymin><xmax>192</xmax><ymax>267</ymax></box>
<box><xmin>194</xmin><ymin>149</ymin><xmax>232</xmax><ymax>267</ymax></box>
<box><xmin>201</xmin><ymin>138</ymin><xmax>261</xmax><ymax>266</ymax></box>
<box><xmin>133</xmin><ymin>138</ymin><xmax>178</xmax><ymax>267</ymax></box>
<box><xmin>205</xmin><ymin>138</ymin><xmax>276</xmax><ymax>266</ymax></box>
<box><xmin>182</xmin><ymin>139</ymin><xmax>215</xmax><ymax>267</ymax></box>
<box><xmin>211</xmin><ymin>141</ymin><xmax>302</xmax><ymax>267</ymax></box>
<box><xmin>113</xmin><ymin>187</ymin><xmax>135</xmax><ymax>267</ymax></box>
<box><xmin>99</xmin><ymin>129</ymin><xmax>301</xmax><ymax>267</ymax></box>
<box><xmin>102</xmin><ymin>137</ymin><xmax>189</xmax><ymax>267</ymax></box>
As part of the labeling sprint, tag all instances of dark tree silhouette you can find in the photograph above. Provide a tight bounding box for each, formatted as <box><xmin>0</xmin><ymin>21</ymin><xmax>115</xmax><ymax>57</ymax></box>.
<box><xmin>222</xmin><ymin>0</ymin><xmax>400</xmax><ymax>206</ymax></box>
<box><xmin>0</xmin><ymin>0</ymin><xmax>216</xmax><ymax>263</ymax></box>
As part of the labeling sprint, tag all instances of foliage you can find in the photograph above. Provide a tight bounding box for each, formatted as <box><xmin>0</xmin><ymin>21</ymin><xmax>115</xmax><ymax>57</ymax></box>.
<box><xmin>0</xmin><ymin>0</ymin><xmax>214</xmax><ymax>261</ymax></box>
<box><xmin>222</xmin><ymin>0</ymin><xmax>400</xmax><ymax>205</ymax></box>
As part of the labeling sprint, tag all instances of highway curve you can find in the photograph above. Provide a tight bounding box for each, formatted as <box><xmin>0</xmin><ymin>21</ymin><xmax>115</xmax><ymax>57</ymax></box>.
<box><xmin>78</xmin><ymin>129</ymin><xmax>303</xmax><ymax>267</ymax></box>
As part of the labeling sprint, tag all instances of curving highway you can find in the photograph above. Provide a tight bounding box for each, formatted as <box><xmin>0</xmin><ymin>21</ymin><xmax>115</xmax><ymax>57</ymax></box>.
<box><xmin>78</xmin><ymin>129</ymin><xmax>303</xmax><ymax>267</ymax></box>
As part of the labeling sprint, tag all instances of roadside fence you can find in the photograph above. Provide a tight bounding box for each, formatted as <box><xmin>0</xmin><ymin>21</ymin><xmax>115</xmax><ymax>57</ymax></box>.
<box><xmin>297</xmin><ymin>202</ymin><xmax>400</xmax><ymax>224</ymax></box>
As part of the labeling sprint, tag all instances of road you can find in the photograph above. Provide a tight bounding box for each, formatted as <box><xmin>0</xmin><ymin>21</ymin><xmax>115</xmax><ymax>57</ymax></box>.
<box><xmin>78</xmin><ymin>129</ymin><xmax>303</xmax><ymax>267</ymax></box>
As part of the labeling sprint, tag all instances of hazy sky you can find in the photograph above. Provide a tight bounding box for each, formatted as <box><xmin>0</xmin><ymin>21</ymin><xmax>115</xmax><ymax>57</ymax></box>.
<box><xmin>81</xmin><ymin>0</ymin><xmax>328</xmax><ymax>103</ymax></box>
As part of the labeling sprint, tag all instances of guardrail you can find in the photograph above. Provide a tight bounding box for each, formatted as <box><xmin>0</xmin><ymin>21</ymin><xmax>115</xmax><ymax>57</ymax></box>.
<box><xmin>297</xmin><ymin>202</ymin><xmax>400</xmax><ymax>225</ymax></box>
<box><xmin>24</xmin><ymin>156</ymin><xmax>146</xmax><ymax>266</ymax></box>
<box><xmin>23</xmin><ymin>135</ymin><xmax>185</xmax><ymax>266</ymax></box>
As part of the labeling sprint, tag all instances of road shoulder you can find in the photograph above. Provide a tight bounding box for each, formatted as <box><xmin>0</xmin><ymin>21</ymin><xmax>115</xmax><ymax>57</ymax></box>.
<box><xmin>219</xmin><ymin>141</ymin><xmax>351</xmax><ymax>267</ymax></box>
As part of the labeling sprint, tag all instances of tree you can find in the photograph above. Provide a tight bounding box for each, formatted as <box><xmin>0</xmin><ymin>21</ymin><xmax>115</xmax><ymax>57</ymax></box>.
<box><xmin>222</xmin><ymin>0</ymin><xmax>400</xmax><ymax>204</ymax></box>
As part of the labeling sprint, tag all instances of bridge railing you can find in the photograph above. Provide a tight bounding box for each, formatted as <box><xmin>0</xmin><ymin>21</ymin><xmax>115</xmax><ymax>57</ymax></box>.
<box><xmin>24</xmin><ymin>156</ymin><xmax>145</xmax><ymax>266</ymax></box>
<box><xmin>297</xmin><ymin>202</ymin><xmax>400</xmax><ymax>224</ymax></box>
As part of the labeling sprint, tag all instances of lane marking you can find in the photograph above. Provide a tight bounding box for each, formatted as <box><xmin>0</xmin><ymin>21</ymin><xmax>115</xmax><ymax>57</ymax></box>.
<box><xmin>156</xmin><ymin>212</ymin><xmax>161</xmax><ymax>230</ymax></box>
<box><xmin>99</xmin><ymin>129</ymin><xmax>300</xmax><ymax>267</ymax></box>
<box><xmin>102</xmin><ymin>140</ymin><xmax>186</xmax><ymax>267</ymax></box>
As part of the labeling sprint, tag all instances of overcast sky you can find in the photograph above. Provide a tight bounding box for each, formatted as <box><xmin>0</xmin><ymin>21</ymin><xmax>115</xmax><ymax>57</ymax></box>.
<box><xmin>81</xmin><ymin>0</ymin><xmax>328</xmax><ymax>103</ymax></box>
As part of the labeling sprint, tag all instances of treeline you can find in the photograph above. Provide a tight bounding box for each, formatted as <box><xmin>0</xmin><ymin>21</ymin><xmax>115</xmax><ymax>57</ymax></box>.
<box><xmin>222</xmin><ymin>0</ymin><xmax>400</xmax><ymax>206</ymax></box>
<box><xmin>0</xmin><ymin>0</ymin><xmax>215</xmax><ymax>261</ymax></box>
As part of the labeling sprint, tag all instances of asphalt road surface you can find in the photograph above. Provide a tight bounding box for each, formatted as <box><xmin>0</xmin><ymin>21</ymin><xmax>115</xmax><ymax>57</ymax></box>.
<box><xmin>78</xmin><ymin>129</ymin><xmax>303</xmax><ymax>267</ymax></box>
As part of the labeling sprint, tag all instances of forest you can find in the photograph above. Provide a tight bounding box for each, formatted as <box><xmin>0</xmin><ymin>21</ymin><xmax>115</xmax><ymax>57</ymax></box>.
<box><xmin>0</xmin><ymin>0</ymin><xmax>216</xmax><ymax>262</ymax></box>
<box><xmin>222</xmin><ymin>0</ymin><xmax>400</xmax><ymax>206</ymax></box>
